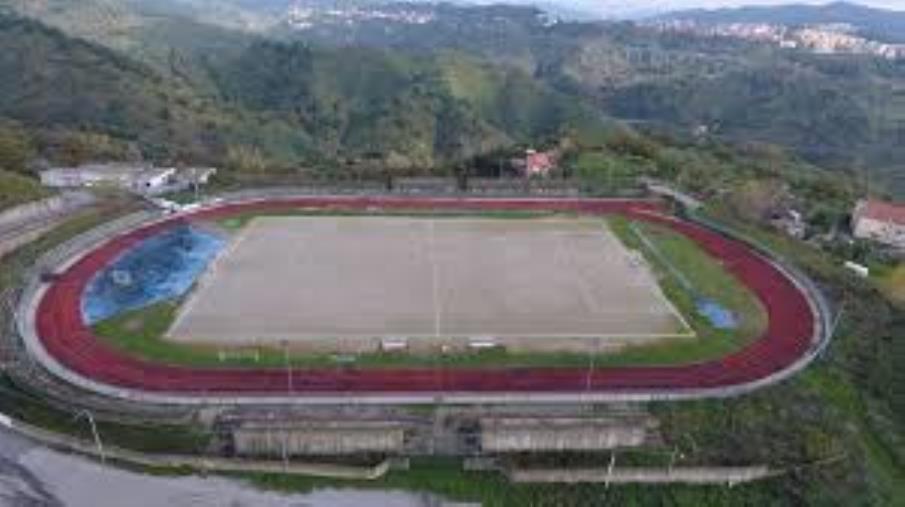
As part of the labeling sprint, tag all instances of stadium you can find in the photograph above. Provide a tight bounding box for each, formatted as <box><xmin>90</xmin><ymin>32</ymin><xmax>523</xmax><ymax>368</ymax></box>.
<box><xmin>18</xmin><ymin>195</ymin><xmax>830</xmax><ymax>405</ymax></box>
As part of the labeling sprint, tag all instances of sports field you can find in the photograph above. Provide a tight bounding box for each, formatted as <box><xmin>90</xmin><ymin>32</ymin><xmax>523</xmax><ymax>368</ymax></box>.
<box><xmin>166</xmin><ymin>216</ymin><xmax>690</xmax><ymax>350</ymax></box>
<box><xmin>31</xmin><ymin>196</ymin><xmax>819</xmax><ymax>398</ymax></box>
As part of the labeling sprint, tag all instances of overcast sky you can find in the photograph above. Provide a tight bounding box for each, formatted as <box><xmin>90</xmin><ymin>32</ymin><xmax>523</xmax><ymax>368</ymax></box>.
<box><xmin>469</xmin><ymin>0</ymin><xmax>905</xmax><ymax>18</ymax></box>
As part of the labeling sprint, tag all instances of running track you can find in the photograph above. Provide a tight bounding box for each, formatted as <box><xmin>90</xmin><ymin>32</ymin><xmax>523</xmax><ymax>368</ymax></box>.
<box><xmin>30</xmin><ymin>197</ymin><xmax>821</xmax><ymax>399</ymax></box>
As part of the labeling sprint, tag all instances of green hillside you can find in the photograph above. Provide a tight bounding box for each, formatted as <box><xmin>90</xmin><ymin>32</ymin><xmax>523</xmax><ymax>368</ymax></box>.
<box><xmin>6</xmin><ymin>0</ymin><xmax>905</xmax><ymax>190</ymax></box>
<box><xmin>0</xmin><ymin>12</ymin><xmax>597</xmax><ymax>170</ymax></box>
<box><xmin>0</xmin><ymin>170</ymin><xmax>49</xmax><ymax>211</ymax></box>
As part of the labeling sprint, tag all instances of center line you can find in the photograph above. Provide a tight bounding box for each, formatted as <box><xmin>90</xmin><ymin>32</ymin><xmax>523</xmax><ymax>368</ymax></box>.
<box><xmin>428</xmin><ymin>220</ymin><xmax>441</xmax><ymax>338</ymax></box>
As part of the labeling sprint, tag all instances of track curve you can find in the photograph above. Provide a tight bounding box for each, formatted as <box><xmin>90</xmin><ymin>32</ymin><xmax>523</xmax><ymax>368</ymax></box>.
<box><xmin>25</xmin><ymin>196</ymin><xmax>827</xmax><ymax>404</ymax></box>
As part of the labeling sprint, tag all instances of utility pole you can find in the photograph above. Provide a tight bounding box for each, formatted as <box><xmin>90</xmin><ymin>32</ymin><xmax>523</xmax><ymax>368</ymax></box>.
<box><xmin>605</xmin><ymin>451</ymin><xmax>616</xmax><ymax>489</ymax></box>
<box><xmin>668</xmin><ymin>446</ymin><xmax>684</xmax><ymax>474</ymax></box>
<box><xmin>281</xmin><ymin>429</ymin><xmax>290</xmax><ymax>471</ymax></box>
<box><xmin>74</xmin><ymin>410</ymin><xmax>105</xmax><ymax>463</ymax></box>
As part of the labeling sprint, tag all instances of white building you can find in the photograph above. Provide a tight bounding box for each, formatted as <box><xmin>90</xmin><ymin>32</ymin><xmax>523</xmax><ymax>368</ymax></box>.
<box><xmin>132</xmin><ymin>167</ymin><xmax>177</xmax><ymax>192</ymax></box>
<box><xmin>182</xmin><ymin>167</ymin><xmax>217</xmax><ymax>185</ymax></box>
<box><xmin>40</xmin><ymin>163</ymin><xmax>141</xmax><ymax>188</ymax></box>
<box><xmin>40</xmin><ymin>163</ymin><xmax>181</xmax><ymax>194</ymax></box>
<box><xmin>852</xmin><ymin>199</ymin><xmax>905</xmax><ymax>248</ymax></box>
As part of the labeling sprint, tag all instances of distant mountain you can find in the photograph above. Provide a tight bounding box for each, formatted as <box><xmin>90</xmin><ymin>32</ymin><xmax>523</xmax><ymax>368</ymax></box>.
<box><xmin>0</xmin><ymin>12</ymin><xmax>237</xmax><ymax>162</ymax></box>
<box><xmin>657</xmin><ymin>1</ymin><xmax>905</xmax><ymax>43</ymax></box>
<box><xmin>0</xmin><ymin>10</ymin><xmax>598</xmax><ymax>169</ymax></box>
<box><xmin>5</xmin><ymin>0</ymin><xmax>905</xmax><ymax>193</ymax></box>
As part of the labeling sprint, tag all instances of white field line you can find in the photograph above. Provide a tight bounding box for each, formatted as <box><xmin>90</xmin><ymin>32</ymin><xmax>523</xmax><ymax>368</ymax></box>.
<box><xmin>608</xmin><ymin>221</ymin><xmax>696</xmax><ymax>338</ymax></box>
<box><xmin>563</xmin><ymin>229</ymin><xmax>612</xmax><ymax>317</ymax></box>
<box><xmin>155</xmin><ymin>331</ymin><xmax>696</xmax><ymax>343</ymax></box>
<box><xmin>165</xmin><ymin>217</ymin><xmax>256</xmax><ymax>340</ymax></box>
<box><xmin>428</xmin><ymin>220</ymin><xmax>441</xmax><ymax>338</ymax></box>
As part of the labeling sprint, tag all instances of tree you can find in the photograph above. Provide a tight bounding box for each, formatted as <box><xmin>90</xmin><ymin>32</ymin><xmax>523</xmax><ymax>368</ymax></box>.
<box><xmin>728</xmin><ymin>179</ymin><xmax>789</xmax><ymax>222</ymax></box>
<box><xmin>58</xmin><ymin>131</ymin><xmax>127</xmax><ymax>166</ymax></box>
<box><xmin>0</xmin><ymin>123</ymin><xmax>32</xmax><ymax>174</ymax></box>
<box><xmin>224</xmin><ymin>145</ymin><xmax>267</xmax><ymax>173</ymax></box>
<box><xmin>605</xmin><ymin>128</ymin><xmax>659</xmax><ymax>160</ymax></box>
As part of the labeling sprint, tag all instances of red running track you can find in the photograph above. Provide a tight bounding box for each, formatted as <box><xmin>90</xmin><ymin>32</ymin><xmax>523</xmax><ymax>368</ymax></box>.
<box><xmin>33</xmin><ymin>197</ymin><xmax>816</xmax><ymax>396</ymax></box>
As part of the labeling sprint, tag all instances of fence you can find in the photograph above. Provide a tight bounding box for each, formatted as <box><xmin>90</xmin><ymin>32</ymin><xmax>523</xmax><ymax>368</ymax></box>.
<box><xmin>213</xmin><ymin>177</ymin><xmax>592</xmax><ymax>198</ymax></box>
<box><xmin>506</xmin><ymin>465</ymin><xmax>773</xmax><ymax>485</ymax></box>
<box><xmin>6</xmin><ymin>416</ymin><xmax>392</xmax><ymax>480</ymax></box>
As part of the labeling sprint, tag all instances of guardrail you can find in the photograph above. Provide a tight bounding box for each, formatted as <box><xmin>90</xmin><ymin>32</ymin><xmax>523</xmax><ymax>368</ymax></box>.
<box><xmin>507</xmin><ymin>465</ymin><xmax>773</xmax><ymax>485</ymax></box>
<box><xmin>3</xmin><ymin>413</ymin><xmax>391</xmax><ymax>480</ymax></box>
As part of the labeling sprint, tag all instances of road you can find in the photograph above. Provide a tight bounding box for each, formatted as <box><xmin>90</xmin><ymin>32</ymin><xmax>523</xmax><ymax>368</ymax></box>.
<box><xmin>0</xmin><ymin>427</ymin><xmax>440</xmax><ymax>507</ymax></box>
<box><xmin>0</xmin><ymin>192</ymin><xmax>96</xmax><ymax>259</ymax></box>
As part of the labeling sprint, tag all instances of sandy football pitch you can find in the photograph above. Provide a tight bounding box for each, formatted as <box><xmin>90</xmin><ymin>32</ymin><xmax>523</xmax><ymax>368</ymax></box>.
<box><xmin>166</xmin><ymin>216</ymin><xmax>690</xmax><ymax>350</ymax></box>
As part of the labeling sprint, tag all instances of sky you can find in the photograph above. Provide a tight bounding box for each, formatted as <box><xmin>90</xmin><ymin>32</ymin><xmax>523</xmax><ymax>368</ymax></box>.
<box><xmin>466</xmin><ymin>0</ymin><xmax>905</xmax><ymax>18</ymax></box>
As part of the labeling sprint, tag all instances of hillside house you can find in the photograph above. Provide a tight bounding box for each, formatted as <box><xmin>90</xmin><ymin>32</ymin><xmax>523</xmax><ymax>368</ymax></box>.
<box><xmin>852</xmin><ymin>199</ymin><xmax>905</xmax><ymax>248</ymax></box>
<box><xmin>511</xmin><ymin>149</ymin><xmax>558</xmax><ymax>177</ymax></box>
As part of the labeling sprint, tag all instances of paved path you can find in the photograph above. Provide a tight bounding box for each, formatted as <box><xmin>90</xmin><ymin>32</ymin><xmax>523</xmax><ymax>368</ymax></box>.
<box><xmin>0</xmin><ymin>193</ymin><xmax>95</xmax><ymax>259</ymax></box>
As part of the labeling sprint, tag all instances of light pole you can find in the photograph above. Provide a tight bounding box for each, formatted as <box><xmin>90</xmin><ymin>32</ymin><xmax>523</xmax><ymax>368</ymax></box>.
<box><xmin>668</xmin><ymin>446</ymin><xmax>685</xmax><ymax>474</ymax></box>
<box><xmin>74</xmin><ymin>410</ymin><xmax>105</xmax><ymax>463</ymax></box>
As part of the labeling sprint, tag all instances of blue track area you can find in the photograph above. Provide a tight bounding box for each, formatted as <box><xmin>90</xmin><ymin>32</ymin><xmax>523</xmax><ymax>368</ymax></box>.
<box><xmin>628</xmin><ymin>223</ymin><xmax>738</xmax><ymax>330</ymax></box>
<box><xmin>696</xmin><ymin>298</ymin><xmax>738</xmax><ymax>330</ymax></box>
<box><xmin>81</xmin><ymin>224</ymin><xmax>225</xmax><ymax>325</ymax></box>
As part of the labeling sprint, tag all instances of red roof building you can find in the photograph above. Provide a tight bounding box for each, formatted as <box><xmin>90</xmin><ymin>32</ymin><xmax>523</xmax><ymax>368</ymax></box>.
<box><xmin>524</xmin><ymin>149</ymin><xmax>558</xmax><ymax>177</ymax></box>
<box><xmin>852</xmin><ymin>199</ymin><xmax>905</xmax><ymax>248</ymax></box>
